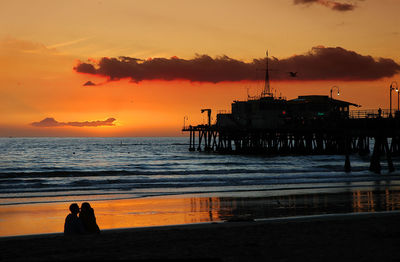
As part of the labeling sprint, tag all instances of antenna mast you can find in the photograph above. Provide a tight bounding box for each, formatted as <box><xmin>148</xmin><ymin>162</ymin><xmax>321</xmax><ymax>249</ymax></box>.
<box><xmin>261</xmin><ymin>50</ymin><xmax>272</xmax><ymax>98</ymax></box>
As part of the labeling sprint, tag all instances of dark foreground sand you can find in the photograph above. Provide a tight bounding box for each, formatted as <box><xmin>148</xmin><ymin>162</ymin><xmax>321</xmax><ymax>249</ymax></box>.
<box><xmin>1</xmin><ymin>212</ymin><xmax>400</xmax><ymax>262</ymax></box>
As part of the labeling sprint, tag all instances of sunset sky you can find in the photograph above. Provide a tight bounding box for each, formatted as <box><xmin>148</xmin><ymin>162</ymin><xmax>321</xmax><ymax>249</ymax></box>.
<box><xmin>1</xmin><ymin>0</ymin><xmax>399</xmax><ymax>137</ymax></box>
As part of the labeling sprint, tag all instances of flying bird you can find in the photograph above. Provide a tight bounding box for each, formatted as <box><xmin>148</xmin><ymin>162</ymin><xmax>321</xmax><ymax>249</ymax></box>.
<box><xmin>288</xmin><ymin>72</ymin><xmax>298</xmax><ymax>77</ymax></box>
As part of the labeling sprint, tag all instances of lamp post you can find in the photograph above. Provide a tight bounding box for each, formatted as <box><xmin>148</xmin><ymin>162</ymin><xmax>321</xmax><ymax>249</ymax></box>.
<box><xmin>394</xmin><ymin>81</ymin><xmax>399</xmax><ymax>112</ymax></box>
<box><xmin>330</xmin><ymin>86</ymin><xmax>340</xmax><ymax>99</ymax></box>
<box><xmin>390</xmin><ymin>81</ymin><xmax>398</xmax><ymax>117</ymax></box>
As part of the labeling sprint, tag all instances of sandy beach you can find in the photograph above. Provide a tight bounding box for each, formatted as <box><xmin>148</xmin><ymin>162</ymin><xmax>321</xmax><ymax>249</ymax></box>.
<box><xmin>1</xmin><ymin>211</ymin><xmax>400</xmax><ymax>261</ymax></box>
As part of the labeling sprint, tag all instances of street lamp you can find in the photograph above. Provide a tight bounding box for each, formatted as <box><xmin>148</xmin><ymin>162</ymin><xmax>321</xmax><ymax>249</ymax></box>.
<box><xmin>394</xmin><ymin>81</ymin><xmax>399</xmax><ymax>112</ymax></box>
<box><xmin>330</xmin><ymin>86</ymin><xmax>340</xmax><ymax>99</ymax></box>
<box><xmin>389</xmin><ymin>81</ymin><xmax>398</xmax><ymax>117</ymax></box>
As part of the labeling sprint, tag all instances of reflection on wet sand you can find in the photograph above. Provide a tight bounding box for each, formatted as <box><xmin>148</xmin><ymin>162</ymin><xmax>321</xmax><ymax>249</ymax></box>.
<box><xmin>213</xmin><ymin>189</ymin><xmax>400</xmax><ymax>221</ymax></box>
<box><xmin>352</xmin><ymin>189</ymin><xmax>400</xmax><ymax>212</ymax></box>
<box><xmin>1</xmin><ymin>189</ymin><xmax>400</xmax><ymax>237</ymax></box>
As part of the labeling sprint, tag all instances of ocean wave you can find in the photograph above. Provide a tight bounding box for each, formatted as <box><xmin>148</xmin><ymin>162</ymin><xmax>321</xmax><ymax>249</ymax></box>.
<box><xmin>3</xmin><ymin>182</ymin><xmax>400</xmax><ymax>206</ymax></box>
<box><xmin>0</xmin><ymin>166</ymin><xmax>358</xmax><ymax>178</ymax></box>
<box><xmin>1</xmin><ymin>172</ymin><xmax>400</xmax><ymax>195</ymax></box>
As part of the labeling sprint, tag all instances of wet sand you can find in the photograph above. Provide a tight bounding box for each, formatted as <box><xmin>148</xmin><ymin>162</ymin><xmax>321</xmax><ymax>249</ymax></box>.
<box><xmin>2</xmin><ymin>189</ymin><xmax>400</xmax><ymax>238</ymax></box>
<box><xmin>1</xmin><ymin>211</ymin><xmax>400</xmax><ymax>261</ymax></box>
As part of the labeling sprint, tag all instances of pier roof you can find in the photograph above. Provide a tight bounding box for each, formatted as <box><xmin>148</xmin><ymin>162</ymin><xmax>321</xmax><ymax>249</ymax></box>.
<box><xmin>289</xmin><ymin>95</ymin><xmax>360</xmax><ymax>107</ymax></box>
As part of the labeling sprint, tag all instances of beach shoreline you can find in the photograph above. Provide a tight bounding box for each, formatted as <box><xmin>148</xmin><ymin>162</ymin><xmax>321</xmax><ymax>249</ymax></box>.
<box><xmin>1</xmin><ymin>211</ymin><xmax>400</xmax><ymax>261</ymax></box>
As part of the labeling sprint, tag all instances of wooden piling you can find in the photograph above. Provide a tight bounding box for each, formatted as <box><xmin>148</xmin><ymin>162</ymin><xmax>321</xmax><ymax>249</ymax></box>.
<box><xmin>369</xmin><ymin>136</ymin><xmax>382</xmax><ymax>174</ymax></box>
<box><xmin>384</xmin><ymin>138</ymin><xmax>395</xmax><ymax>172</ymax></box>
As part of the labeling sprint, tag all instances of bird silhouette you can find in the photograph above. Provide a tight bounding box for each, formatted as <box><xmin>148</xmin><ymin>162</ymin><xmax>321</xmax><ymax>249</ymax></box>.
<box><xmin>288</xmin><ymin>72</ymin><xmax>298</xmax><ymax>77</ymax></box>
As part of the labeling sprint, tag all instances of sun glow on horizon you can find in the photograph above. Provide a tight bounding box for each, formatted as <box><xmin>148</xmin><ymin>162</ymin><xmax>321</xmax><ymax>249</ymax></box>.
<box><xmin>1</xmin><ymin>76</ymin><xmax>399</xmax><ymax>137</ymax></box>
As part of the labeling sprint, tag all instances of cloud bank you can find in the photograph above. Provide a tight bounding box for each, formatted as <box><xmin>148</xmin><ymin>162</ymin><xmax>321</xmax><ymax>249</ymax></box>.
<box><xmin>293</xmin><ymin>0</ymin><xmax>357</xmax><ymax>11</ymax></box>
<box><xmin>31</xmin><ymin>117</ymin><xmax>116</xmax><ymax>127</ymax></box>
<box><xmin>74</xmin><ymin>46</ymin><xmax>400</xmax><ymax>83</ymax></box>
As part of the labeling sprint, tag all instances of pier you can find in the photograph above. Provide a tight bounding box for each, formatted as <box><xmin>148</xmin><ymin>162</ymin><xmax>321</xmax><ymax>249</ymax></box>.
<box><xmin>183</xmin><ymin>109</ymin><xmax>400</xmax><ymax>174</ymax></box>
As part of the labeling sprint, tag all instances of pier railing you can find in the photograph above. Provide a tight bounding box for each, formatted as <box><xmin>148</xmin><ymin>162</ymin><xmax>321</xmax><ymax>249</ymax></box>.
<box><xmin>213</xmin><ymin>109</ymin><xmax>399</xmax><ymax>119</ymax></box>
<box><xmin>350</xmin><ymin>109</ymin><xmax>399</xmax><ymax>119</ymax></box>
<box><xmin>217</xmin><ymin>110</ymin><xmax>231</xmax><ymax>114</ymax></box>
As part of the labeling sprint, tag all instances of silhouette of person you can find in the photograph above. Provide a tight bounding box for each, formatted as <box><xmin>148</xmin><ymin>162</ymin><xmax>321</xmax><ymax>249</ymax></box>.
<box><xmin>79</xmin><ymin>202</ymin><xmax>100</xmax><ymax>234</ymax></box>
<box><xmin>378</xmin><ymin>108</ymin><xmax>382</xmax><ymax>118</ymax></box>
<box><xmin>64</xmin><ymin>203</ymin><xmax>85</xmax><ymax>235</ymax></box>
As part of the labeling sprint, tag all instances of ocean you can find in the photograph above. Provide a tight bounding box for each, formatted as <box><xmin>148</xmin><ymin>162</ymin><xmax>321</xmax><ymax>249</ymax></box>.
<box><xmin>1</xmin><ymin>137</ymin><xmax>400</xmax><ymax>236</ymax></box>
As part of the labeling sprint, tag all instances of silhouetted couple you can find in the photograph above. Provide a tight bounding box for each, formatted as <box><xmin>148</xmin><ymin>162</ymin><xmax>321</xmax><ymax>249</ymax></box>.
<box><xmin>64</xmin><ymin>202</ymin><xmax>100</xmax><ymax>235</ymax></box>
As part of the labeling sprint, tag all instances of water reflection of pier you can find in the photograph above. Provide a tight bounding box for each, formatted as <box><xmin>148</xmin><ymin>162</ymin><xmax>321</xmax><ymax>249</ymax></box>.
<box><xmin>352</xmin><ymin>189</ymin><xmax>400</xmax><ymax>213</ymax></box>
<box><xmin>190</xmin><ymin>190</ymin><xmax>400</xmax><ymax>222</ymax></box>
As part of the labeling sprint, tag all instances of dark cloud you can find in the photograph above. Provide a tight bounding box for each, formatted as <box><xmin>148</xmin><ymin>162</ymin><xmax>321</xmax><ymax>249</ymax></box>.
<box><xmin>31</xmin><ymin>117</ymin><xmax>116</xmax><ymax>127</ymax></box>
<box><xmin>294</xmin><ymin>0</ymin><xmax>356</xmax><ymax>12</ymax></box>
<box><xmin>271</xmin><ymin>46</ymin><xmax>400</xmax><ymax>81</ymax></box>
<box><xmin>74</xmin><ymin>46</ymin><xmax>400</xmax><ymax>82</ymax></box>
<box><xmin>294</xmin><ymin>0</ymin><xmax>319</xmax><ymax>3</ymax></box>
<box><xmin>31</xmin><ymin>117</ymin><xmax>61</xmax><ymax>127</ymax></box>
<box><xmin>75</xmin><ymin>63</ymin><xmax>96</xmax><ymax>74</ymax></box>
<box><xmin>330</xmin><ymin>2</ymin><xmax>355</xmax><ymax>11</ymax></box>
<box><xmin>83</xmin><ymin>80</ymin><xmax>96</xmax><ymax>86</ymax></box>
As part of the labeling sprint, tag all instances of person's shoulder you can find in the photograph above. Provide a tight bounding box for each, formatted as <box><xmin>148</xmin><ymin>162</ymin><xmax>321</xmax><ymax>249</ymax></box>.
<box><xmin>65</xmin><ymin>213</ymin><xmax>77</xmax><ymax>222</ymax></box>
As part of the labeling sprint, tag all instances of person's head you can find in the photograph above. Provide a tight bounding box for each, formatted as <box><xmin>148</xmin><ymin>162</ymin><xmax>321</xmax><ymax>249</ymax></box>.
<box><xmin>69</xmin><ymin>203</ymin><xmax>80</xmax><ymax>214</ymax></box>
<box><xmin>81</xmin><ymin>202</ymin><xmax>91</xmax><ymax>212</ymax></box>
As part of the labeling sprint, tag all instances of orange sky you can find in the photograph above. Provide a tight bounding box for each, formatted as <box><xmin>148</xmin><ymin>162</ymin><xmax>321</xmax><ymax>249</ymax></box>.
<box><xmin>0</xmin><ymin>0</ymin><xmax>399</xmax><ymax>137</ymax></box>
